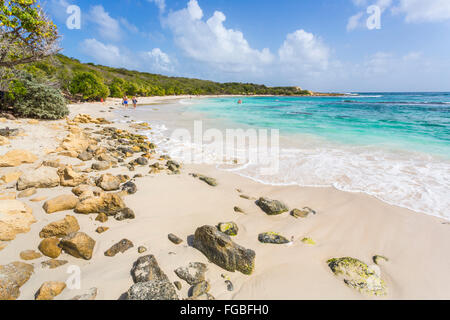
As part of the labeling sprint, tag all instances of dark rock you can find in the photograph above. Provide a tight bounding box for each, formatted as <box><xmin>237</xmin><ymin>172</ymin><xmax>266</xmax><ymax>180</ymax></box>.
<box><xmin>131</xmin><ymin>255</ymin><xmax>169</xmax><ymax>283</ymax></box>
<box><xmin>126</xmin><ymin>280</ymin><xmax>179</xmax><ymax>300</ymax></box>
<box><xmin>291</xmin><ymin>207</ymin><xmax>316</xmax><ymax>218</ymax></box>
<box><xmin>168</xmin><ymin>233</ymin><xmax>183</xmax><ymax>245</ymax></box>
<box><xmin>190</xmin><ymin>280</ymin><xmax>210</xmax><ymax>298</ymax></box>
<box><xmin>234</xmin><ymin>206</ymin><xmax>245</xmax><ymax>213</ymax></box>
<box><xmin>134</xmin><ymin>157</ymin><xmax>149</xmax><ymax>166</ymax></box>
<box><xmin>258</xmin><ymin>232</ymin><xmax>290</xmax><ymax>244</ymax></box>
<box><xmin>225</xmin><ymin>280</ymin><xmax>234</xmax><ymax>291</ymax></box>
<box><xmin>217</xmin><ymin>222</ymin><xmax>239</xmax><ymax>236</ymax></box>
<box><xmin>256</xmin><ymin>197</ymin><xmax>288</xmax><ymax>215</ymax></box>
<box><xmin>104</xmin><ymin>239</ymin><xmax>134</xmax><ymax>257</ymax></box>
<box><xmin>0</xmin><ymin>127</ymin><xmax>19</xmax><ymax>137</ymax></box>
<box><xmin>174</xmin><ymin>281</ymin><xmax>182</xmax><ymax>291</ymax></box>
<box><xmin>121</xmin><ymin>181</ymin><xmax>137</xmax><ymax>195</ymax></box>
<box><xmin>114</xmin><ymin>208</ymin><xmax>135</xmax><ymax>221</ymax></box>
<box><xmin>77</xmin><ymin>151</ymin><xmax>93</xmax><ymax>161</ymax></box>
<box><xmin>174</xmin><ymin>262</ymin><xmax>207</xmax><ymax>285</ymax></box>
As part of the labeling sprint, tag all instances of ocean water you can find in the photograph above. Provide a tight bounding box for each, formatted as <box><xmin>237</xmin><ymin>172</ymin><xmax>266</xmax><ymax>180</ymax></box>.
<box><xmin>126</xmin><ymin>93</ymin><xmax>450</xmax><ymax>219</ymax></box>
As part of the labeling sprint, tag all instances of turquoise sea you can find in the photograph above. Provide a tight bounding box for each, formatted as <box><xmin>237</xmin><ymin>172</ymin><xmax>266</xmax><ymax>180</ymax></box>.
<box><xmin>129</xmin><ymin>93</ymin><xmax>450</xmax><ymax>219</ymax></box>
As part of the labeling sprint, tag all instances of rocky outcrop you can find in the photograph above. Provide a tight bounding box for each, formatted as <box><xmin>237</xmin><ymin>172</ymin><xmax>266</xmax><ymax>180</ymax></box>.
<box><xmin>75</xmin><ymin>193</ymin><xmax>126</xmax><ymax>215</ymax></box>
<box><xmin>35</xmin><ymin>281</ymin><xmax>66</xmax><ymax>300</ymax></box>
<box><xmin>193</xmin><ymin>225</ymin><xmax>255</xmax><ymax>275</ymax></box>
<box><xmin>16</xmin><ymin>167</ymin><xmax>60</xmax><ymax>190</ymax></box>
<box><xmin>39</xmin><ymin>215</ymin><xmax>80</xmax><ymax>238</ymax></box>
<box><xmin>0</xmin><ymin>261</ymin><xmax>34</xmax><ymax>300</ymax></box>
<box><xmin>104</xmin><ymin>239</ymin><xmax>134</xmax><ymax>257</ymax></box>
<box><xmin>0</xmin><ymin>200</ymin><xmax>36</xmax><ymax>242</ymax></box>
<box><xmin>217</xmin><ymin>222</ymin><xmax>239</xmax><ymax>236</ymax></box>
<box><xmin>59</xmin><ymin>232</ymin><xmax>96</xmax><ymax>260</ymax></box>
<box><xmin>43</xmin><ymin>195</ymin><xmax>79</xmax><ymax>214</ymax></box>
<box><xmin>327</xmin><ymin>257</ymin><xmax>387</xmax><ymax>296</ymax></box>
<box><xmin>256</xmin><ymin>197</ymin><xmax>288</xmax><ymax>215</ymax></box>
<box><xmin>0</xmin><ymin>150</ymin><xmax>38</xmax><ymax>167</ymax></box>
<box><xmin>174</xmin><ymin>262</ymin><xmax>207</xmax><ymax>285</ymax></box>
<box><xmin>258</xmin><ymin>232</ymin><xmax>290</xmax><ymax>244</ymax></box>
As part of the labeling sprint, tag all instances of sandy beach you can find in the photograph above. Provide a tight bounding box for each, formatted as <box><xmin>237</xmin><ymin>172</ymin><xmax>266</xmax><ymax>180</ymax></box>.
<box><xmin>1</xmin><ymin>96</ymin><xmax>449</xmax><ymax>301</ymax></box>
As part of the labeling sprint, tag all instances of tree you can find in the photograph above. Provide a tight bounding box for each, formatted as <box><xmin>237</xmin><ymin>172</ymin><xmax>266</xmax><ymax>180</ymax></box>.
<box><xmin>0</xmin><ymin>0</ymin><xmax>59</xmax><ymax>68</ymax></box>
<box><xmin>69</xmin><ymin>72</ymin><xmax>109</xmax><ymax>101</ymax></box>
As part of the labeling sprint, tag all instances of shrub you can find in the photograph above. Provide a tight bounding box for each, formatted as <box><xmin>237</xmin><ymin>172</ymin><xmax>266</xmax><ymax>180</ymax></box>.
<box><xmin>69</xmin><ymin>72</ymin><xmax>109</xmax><ymax>101</ymax></box>
<box><xmin>7</xmin><ymin>76</ymin><xmax>69</xmax><ymax>120</ymax></box>
<box><xmin>109</xmin><ymin>78</ymin><xmax>126</xmax><ymax>98</ymax></box>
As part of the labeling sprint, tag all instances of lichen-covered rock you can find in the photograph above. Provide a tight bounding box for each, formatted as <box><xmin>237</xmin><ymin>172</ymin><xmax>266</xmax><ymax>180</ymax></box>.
<box><xmin>104</xmin><ymin>239</ymin><xmax>134</xmax><ymax>257</ymax></box>
<box><xmin>217</xmin><ymin>222</ymin><xmax>239</xmax><ymax>236</ymax></box>
<box><xmin>258</xmin><ymin>232</ymin><xmax>290</xmax><ymax>244</ymax></box>
<box><xmin>0</xmin><ymin>261</ymin><xmax>34</xmax><ymax>300</ymax></box>
<box><xmin>59</xmin><ymin>232</ymin><xmax>95</xmax><ymax>260</ymax></box>
<box><xmin>131</xmin><ymin>255</ymin><xmax>168</xmax><ymax>283</ymax></box>
<box><xmin>96</xmin><ymin>174</ymin><xmax>121</xmax><ymax>191</ymax></box>
<box><xmin>168</xmin><ymin>233</ymin><xmax>183</xmax><ymax>245</ymax></box>
<box><xmin>39</xmin><ymin>215</ymin><xmax>80</xmax><ymax>238</ymax></box>
<box><xmin>114</xmin><ymin>208</ymin><xmax>135</xmax><ymax>221</ymax></box>
<box><xmin>190</xmin><ymin>280</ymin><xmax>210</xmax><ymax>298</ymax></box>
<box><xmin>19</xmin><ymin>250</ymin><xmax>42</xmax><ymax>261</ymax></box>
<box><xmin>58</xmin><ymin>167</ymin><xmax>88</xmax><ymax>187</ymax></box>
<box><xmin>126</xmin><ymin>280</ymin><xmax>179</xmax><ymax>300</ymax></box>
<box><xmin>174</xmin><ymin>262</ymin><xmax>207</xmax><ymax>285</ymax></box>
<box><xmin>291</xmin><ymin>207</ymin><xmax>316</xmax><ymax>218</ymax></box>
<box><xmin>71</xmin><ymin>287</ymin><xmax>98</xmax><ymax>300</ymax></box>
<box><xmin>16</xmin><ymin>167</ymin><xmax>60</xmax><ymax>190</ymax></box>
<box><xmin>256</xmin><ymin>197</ymin><xmax>288</xmax><ymax>215</ymax></box>
<box><xmin>0</xmin><ymin>150</ymin><xmax>38</xmax><ymax>167</ymax></box>
<box><xmin>193</xmin><ymin>225</ymin><xmax>255</xmax><ymax>275</ymax></box>
<box><xmin>35</xmin><ymin>281</ymin><xmax>66</xmax><ymax>300</ymax></box>
<box><xmin>38</xmin><ymin>237</ymin><xmax>62</xmax><ymax>258</ymax></box>
<box><xmin>43</xmin><ymin>195</ymin><xmax>79</xmax><ymax>214</ymax></box>
<box><xmin>0</xmin><ymin>200</ymin><xmax>36</xmax><ymax>241</ymax></box>
<box><xmin>327</xmin><ymin>257</ymin><xmax>387</xmax><ymax>296</ymax></box>
<box><xmin>75</xmin><ymin>193</ymin><xmax>125</xmax><ymax>215</ymax></box>
<box><xmin>301</xmin><ymin>237</ymin><xmax>316</xmax><ymax>245</ymax></box>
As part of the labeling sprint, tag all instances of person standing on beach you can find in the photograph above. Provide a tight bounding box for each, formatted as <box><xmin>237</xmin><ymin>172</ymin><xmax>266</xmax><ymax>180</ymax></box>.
<box><xmin>122</xmin><ymin>96</ymin><xmax>129</xmax><ymax>109</ymax></box>
<box><xmin>132</xmin><ymin>96</ymin><xmax>138</xmax><ymax>109</ymax></box>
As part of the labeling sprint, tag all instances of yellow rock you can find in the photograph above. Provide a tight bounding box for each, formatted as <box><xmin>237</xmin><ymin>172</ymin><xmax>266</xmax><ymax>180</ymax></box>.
<box><xmin>0</xmin><ymin>261</ymin><xmax>34</xmax><ymax>300</ymax></box>
<box><xmin>0</xmin><ymin>192</ymin><xmax>16</xmax><ymax>200</ymax></box>
<box><xmin>0</xmin><ymin>118</ymin><xmax>7</xmax><ymax>123</ymax></box>
<box><xmin>35</xmin><ymin>281</ymin><xmax>66</xmax><ymax>300</ymax></box>
<box><xmin>27</xmin><ymin>120</ymin><xmax>39</xmax><ymax>125</ymax></box>
<box><xmin>0</xmin><ymin>200</ymin><xmax>36</xmax><ymax>241</ymax></box>
<box><xmin>0</xmin><ymin>136</ymin><xmax>9</xmax><ymax>146</ymax></box>
<box><xmin>39</xmin><ymin>215</ymin><xmax>80</xmax><ymax>238</ymax></box>
<box><xmin>20</xmin><ymin>250</ymin><xmax>42</xmax><ymax>261</ymax></box>
<box><xmin>0</xmin><ymin>150</ymin><xmax>38</xmax><ymax>167</ymax></box>
<box><xmin>17</xmin><ymin>188</ymin><xmax>37</xmax><ymax>198</ymax></box>
<box><xmin>1</xmin><ymin>171</ymin><xmax>22</xmax><ymax>183</ymax></box>
<box><xmin>38</xmin><ymin>238</ymin><xmax>62</xmax><ymax>258</ymax></box>
<box><xmin>43</xmin><ymin>195</ymin><xmax>79</xmax><ymax>214</ymax></box>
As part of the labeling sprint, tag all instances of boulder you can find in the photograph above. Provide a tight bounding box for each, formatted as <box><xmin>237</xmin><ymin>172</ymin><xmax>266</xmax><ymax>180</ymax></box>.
<box><xmin>168</xmin><ymin>233</ymin><xmax>183</xmax><ymax>245</ymax></box>
<box><xmin>0</xmin><ymin>150</ymin><xmax>38</xmax><ymax>167</ymax></box>
<box><xmin>35</xmin><ymin>281</ymin><xmax>66</xmax><ymax>300</ymax></box>
<box><xmin>174</xmin><ymin>262</ymin><xmax>207</xmax><ymax>285</ymax></box>
<box><xmin>77</xmin><ymin>151</ymin><xmax>93</xmax><ymax>161</ymax></box>
<box><xmin>0</xmin><ymin>200</ymin><xmax>36</xmax><ymax>241</ymax></box>
<box><xmin>39</xmin><ymin>215</ymin><xmax>80</xmax><ymax>238</ymax></box>
<box><xmin>126</xmin><ymin>280</ymin><xmax>179</xmax><ymax>300</ymax></box>
<box><xmin>258</xmin><ymin>232</ymin><xmax>290</xmax><ymax>244</ymax></box>
<box><xmin>59</xmin><ymin>232</ymin><xmax>96</xmax><ymax>260</ymax></box>
<box><xmin>114</xmin><ymin>208</ymin><xmax>135</xmax><ymax>221</ymax></box>
<box><xmin>193</xmin><ymin>225</ymin><xmax>255</xmax><ymax>275</ymax></box>
<box><xmin>256</xmin><ymin>197</ymin><xmax>288</xmax><ymax>215</ymax></box>
<box><xmin>43</xmin><ymin>195</ymin><xmax>79</xmax><ymax>214</ymax></box>
<box><xmin>217</xmin><ymin>222</ymin><xmax>239</xmax><ymax>236</ymax></box>
<box><xmin>121</xmin><ymin>181</ymin><xmax>137</xmax><ymax>195</ymax></box>
<box><xmin>75</xmin><ymin>193</ymin><xmax>126</xmax><ymax>215</ymax></box>
<box><xmin>58</xmin><ymin>167</ymin><xmax>88</xmax><ymax>187</ymax></box>
<box><xmin>131</xmin><ymin>255</ymin><xmax>169</xmax><ymax>283</ymax></box>
<box><xmin>96</xmin><ymin>174</ymin><xmax>121</xmax><ymax>191</ymax></box>
<box><xmin>16</xmin><ymin>167</ymin><xmax>59</xmax><ymax>190</ymax></box>
<box><xmin>104</xmin><ymin>239</ymin><xmax>134</xmax><ymax>257</ymax></box>
<box><xmin>327</xmin><ymin>257</ymin><xmax>387</xmax><ymax>296</ymax></box>
<box><xmin>234</xmin><ymin>206</ymin><xmax>245</xmax><ymax>213</ymax></box>
<box><xmin>1</xmin><ymin>171</ymin><xmax>22</xmax><ymax>184</ymax></box>
<box><xmin>0</xmin><ymin>261</ymin><xmax>34</xmax><ymax>300</ymax></box>
<box><xmin>38</xmin><ymin>238</ymin><xmax>62</xmax><ymax>258</ymax></box>
<box><xmin>91</xmin><ymin>161</ymin><xmax>110</xmax><ymax>171</ymax></box>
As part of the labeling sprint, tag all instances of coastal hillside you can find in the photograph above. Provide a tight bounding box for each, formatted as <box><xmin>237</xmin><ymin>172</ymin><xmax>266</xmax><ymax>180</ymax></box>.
<box><xmin>22</xmin><ymin>54</ymin><xmax>312</xmax><ymax>100</ymax></box>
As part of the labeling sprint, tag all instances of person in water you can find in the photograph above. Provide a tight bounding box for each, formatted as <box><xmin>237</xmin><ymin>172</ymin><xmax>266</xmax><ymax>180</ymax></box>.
<box><xmin>122</xmin><ymin>96</ymin><xmax>129</xmax><ymax>108</ymax></box>
<box><xmin>132</xmin><ymin>96</ymin><xmax>138</xmax><ymax>109</ymax></box>
<box><xmin>238</xmin><ymin>99</ymin><xmax>242</xmax><ymax>104</ymax></box>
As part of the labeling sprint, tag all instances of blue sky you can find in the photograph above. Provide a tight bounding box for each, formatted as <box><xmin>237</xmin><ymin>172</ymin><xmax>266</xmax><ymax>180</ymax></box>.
<box><xmin>44</xmin><ymin>0</ymin><xmax>450</xmax><ymax>92</ymax></box>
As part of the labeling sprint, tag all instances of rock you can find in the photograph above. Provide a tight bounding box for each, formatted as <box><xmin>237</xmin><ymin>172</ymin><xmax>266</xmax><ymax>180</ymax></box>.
<box><xmin>217</xmin><ymin>222</ymin><xmax>239</xmax><ymax>236</ymax></box>
<box><xmin>234</xmin><ymin>206</ymin><xmax>245</xmax><ymax>213</ymax></box>
<box><xmin>131</xmin><ymin>255</ymin><xmax>169</xmax><ymax>283</ymax></box>
<box><xmin>91</xmin><ymin>161</ymin><xmax>110</xmax><ymax>171</ymax></box>
<box><xmin>42</xmin><ymin>160</ymin><xmax>62</xmax><ymax>168</ymax></box>
<box><xmin>291</xmin><ymin>207</ymin><xmax>316</xmax><ymax>218</ymax></box>
<box><xmin>134</xmin><ymin>157</ymin><xmax>149</xmax><ymax>166</ymax></box>
<box><xmin>114</xmin><ymin>208</ymin><xmax>135</xmax><ymax>221</ymax></box>
<box><xmin>95</xmin><ymin>213</ymin><xmax>108</xmax><ymax>223</ymax></box>
<box><xmin>191</xmin><ymin>174</ymin><xmax>218</xmax><ymax>186</ymax></box>
<box><xmin>38</xmin><ymin>238</ymin><xmax>62</xmax><ymax>258</ymax></box>
<box><xmin>168</xmin><ymin>233</ymin><xmax>183</xmax><ymax>245</ymax></box>
<box><xmin>58</xmin><ymin>167</ymin><xmax>88</xmax><ymax>187</ymax></box>
<box><xmin>17</xmin><ymin>188</ymin><xmax>37</xmax><ymax>198</ymax></box>
<box><xmin>96</xmin><ymin>226</ymin><xmax>109</xmax><ymax>234</ymax></box>
<box><xmin>97</xmin><ymin>153</ymin><xmax>116</xmax><ymax>163</ymax></box>
<box><xmin>193</xmin><ymin>225</ymin><xmax>255</xmax><ymax>275</ymax></box>
<box><xmin>0</xmin><ymin>136</ymin><xmax>9</xmax><ymax>146</ymax></box>
<box><xmin>0</xmin><ymin>192</ymin><xmax>16</xmax><ymax>200</ymax></box>
<box><xmin>59</xmin><ymin>232</ymin><xmax>96</xmax><ymax>260</ymax></box>
<box><xmin>39</xmin><ymin>215</ymin><xmax>80</xmax><ymax>238</ymax></box>
<box><xmin>20</xmin><ymin>250</ymin><xmax>42</xmax><ymax>261</ymax></box>
<box><xmin>225</xmin><ymin>280</ymin><xmax>234</xmax><ymax>291</ymax></box>
<box><xmin>126</xmin><ymin>280</ymin><xmax>179</xmax><ymax>300</ymax></box>
<box><xmin>77</xmin><ymin>151</ymin><xmax>93</xmax><ymax>161</ymax></box>
<box><xmin>104</xmin><ymin>239</ymin><xmax>134</xmax><ymax>257</ymax></box>
<box><xmin>71</xmin><ymin>287</ymin><xmax>98</xmax><ymax>300</ymax></box>
<box><xmin>43</xmin><ymin>195</ymin><xmax>79</xmax><ymax>214</ymax></box>
<box><xmin>256</xmin><ymin>197</ymin><xmax>288</xmax><ymax>215</ymax></box>
<box><xmin>0</xmin><ymin>150</ymin><xmax>38</xmax><ymax>167</ymax></box>
<box><xmin>190</xmin><ymin>281</ymin><xmax>210</xmax><ymax>298</ymax></box>
<box><xmin>138</xmin><ymin>246</ymin><xmax>147</xmax><ymax>254</ymax></box>
<box><xmin>75</xmin><ymin>193</ymin><xmax>126</xmax><ymax>215</ymax></box>
<box><xmin>174</xmin><ymin>262</ymin><xmax>207</xmax><ymax>285</ymax></box>
<box><xmin>258</xmin><ymin>232</ymin><xmax>290</xmax><ymax>244</ymax></box>
<box><xmin>96</xmin><ymin>174</ymin><xmax>121</xmax><ymax>191</ymax></box>
<box><xmin>1</xmin><ymin>171</ymin><xmax>22</xmax><ymax>183</ymax></box>
<box><xmin>72</xmin><ymin>184</ymin><xmax>101</xmax><ymax>196</ymax></box>
<box><xmin>301</xmin><ymin>237</ymin><xmax>316</xmax><ymax>245</ymax></box>
<box><xmin>327</xmin><ymin>257</ymin><xmax>387</xmax><ymax>296</ymax></box>
<box><xmin>174</xmin><ymin>281</ymin><xmax>182</xmax><ymax>290</ymax></box>
<box><xmin>41</xmin><ymin>259</ymin><xmax>68</xmax><ymax>269</ymax></box>
<box><xmin>35</xmin><ymin>281</ymin><xmax>66</xmax><ymax>300</ymax></box>
<box><xmin>373</xmin><ymin>255</ymin><xmax>389</xmax><ymax>265</ymax></box>
<box><xmin>0</xmin><ymin>261</ymin><xmax>34</xmax><ymax>300</ymax></box>
<box><xmin>121</xmin><ymin>181</ymin><xmax>137</xmax><ymax>195</ymax></box>
<box><xmin>16</xmin><ymin>167</ymin><xmax>59</xmax><ymax>190</ymax></box>
<box><xmin>0</xmin><ymin>200</ymin><xmax>36</xmax><ymax>241</ymax></box>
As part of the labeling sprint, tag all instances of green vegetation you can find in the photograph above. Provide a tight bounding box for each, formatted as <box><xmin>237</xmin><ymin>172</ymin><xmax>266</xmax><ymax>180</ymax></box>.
<box><xmin>69</xmin><ymin>72</ymin><xmax>110</xmax><ymax>101</ymax></box>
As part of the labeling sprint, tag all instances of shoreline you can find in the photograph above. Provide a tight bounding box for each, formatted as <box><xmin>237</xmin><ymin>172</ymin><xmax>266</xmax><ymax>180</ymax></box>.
<box><xmin>0</xmin><ymin>97</ymin><xmax>449</xmax><ymax>300</ymax></box>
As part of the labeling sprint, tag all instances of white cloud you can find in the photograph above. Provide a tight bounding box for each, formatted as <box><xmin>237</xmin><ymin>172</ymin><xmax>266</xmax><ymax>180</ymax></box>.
<box><xmin>141</xmin><ymin>48</ymin><xmax>174</xmax><ymax>72</ymax></box>
<box><xmin>392</xmin><ymin>0</ymin><xmax>450</xmax><ymax>22</ymax></box>
<box><xmin>165</xmin><ymin>0</ymin><xmax>274</xmax><ymax>73</ymax></box>
<box><xmin>347</xmin><ymin>12</ymin><xmax>365</xmax><ymax>31</ymax></box>
<box><xmin>278</xmin><ymin>30</ymin><xmax>330</xmax><ymax>73</ymax></box>
<box><xmin>148</xmin><ymin>0</ymin><xmax>166</xmax><ymax>13</ymax></box>
<box><xmin>347</xmin><ymin>0</ymin><xmax>393</xmax><ymax>31</ymax></box>
<box><xmin>120</xmin><ymin>18</ymin><xmax>139</xmax><ymax>33</ymax></box>
<box><xmin>81</xmin><ymin>39</ymin><xmax>134</xmax><ymax>68</ymax></box>
<box><xmin>89</xmin><ymin>5</ymin><xmax>122</xmax><ymax>41</ymax></box>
